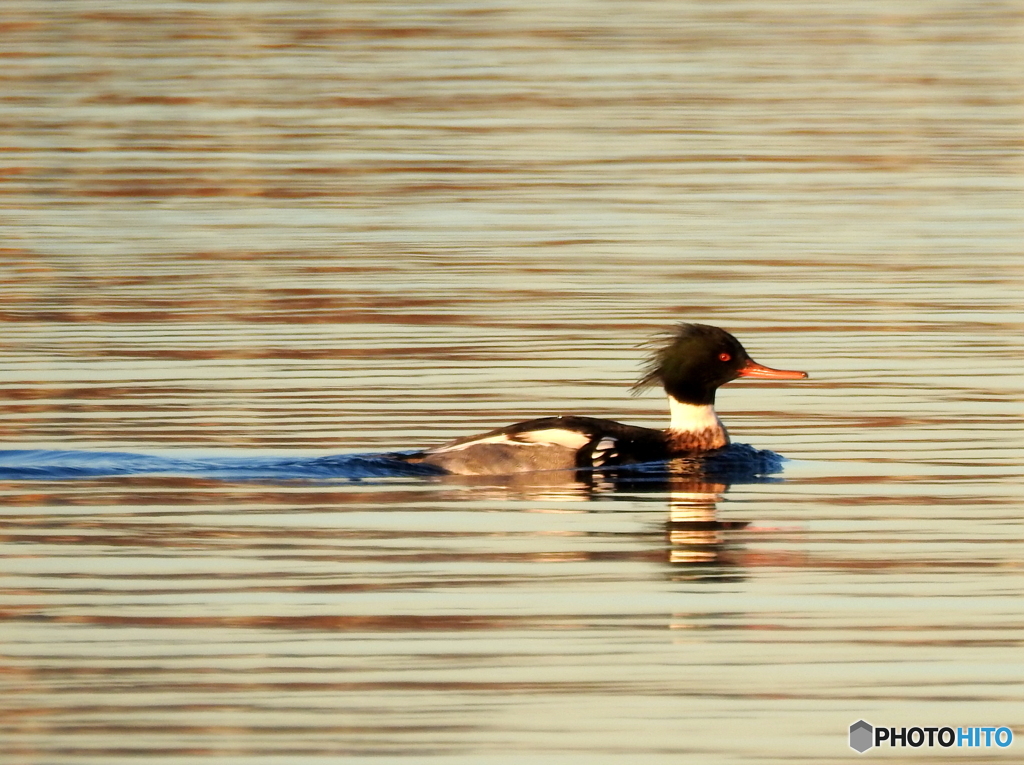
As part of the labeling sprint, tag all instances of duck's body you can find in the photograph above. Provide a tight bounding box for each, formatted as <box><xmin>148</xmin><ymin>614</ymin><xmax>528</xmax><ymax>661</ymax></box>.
<box><xmin>400</xmin><ymin>324</ymin><xmax>807</xmax><ymax>476</ymax></box>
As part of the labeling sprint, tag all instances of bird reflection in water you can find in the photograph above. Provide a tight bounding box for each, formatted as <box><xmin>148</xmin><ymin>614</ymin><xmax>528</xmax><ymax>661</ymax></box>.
<box><xmin>663</xmin><ymin>475</ymin><xmax>745</xmax><ymax>573</ymax></box>
<box><xmin>608</xmin><ymin>456</ymin><xmax>750</xmax><ymax>576</ymax></box>
<box><xmin>436</xmin><ymin>452</ymin><xmax>766</xmax><ymax>577</ymax></box>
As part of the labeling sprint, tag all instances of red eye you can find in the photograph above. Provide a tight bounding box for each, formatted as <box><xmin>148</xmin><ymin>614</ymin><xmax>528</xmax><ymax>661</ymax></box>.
<box><xmin>719</xmin><ymin>352</ymin><xmax>731</xmax><ymax>362</ymax></box>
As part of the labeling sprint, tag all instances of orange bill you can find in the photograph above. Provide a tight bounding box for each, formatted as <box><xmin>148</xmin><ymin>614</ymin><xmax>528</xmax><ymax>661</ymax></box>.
<box><xmin>737</xmin><ymin>359</ymin><xmax>809</xmax><ymax>380</ymax></box>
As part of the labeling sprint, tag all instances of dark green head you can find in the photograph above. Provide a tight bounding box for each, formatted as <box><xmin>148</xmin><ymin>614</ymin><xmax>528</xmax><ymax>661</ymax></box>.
<box><xmin>633</xmin><ymin>324</ymin><xmax>807</xmax><ymax>405</ymax></box>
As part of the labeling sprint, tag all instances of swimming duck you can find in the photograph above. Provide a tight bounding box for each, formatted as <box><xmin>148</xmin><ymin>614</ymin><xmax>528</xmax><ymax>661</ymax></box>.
<box><xmin>401</xmin><ymin>323</ymin><xmax>807</xmax><ymax>475</ymax></box>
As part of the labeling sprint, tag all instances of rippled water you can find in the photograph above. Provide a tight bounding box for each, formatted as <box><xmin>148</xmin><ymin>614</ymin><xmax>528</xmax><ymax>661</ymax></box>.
<box><xmin>2</xmin><ymin>1</ymin><xmax>1024</xmax><ymax>762</ymax></box>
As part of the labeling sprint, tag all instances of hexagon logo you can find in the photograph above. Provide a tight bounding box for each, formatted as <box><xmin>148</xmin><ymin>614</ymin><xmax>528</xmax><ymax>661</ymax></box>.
<box><xmin>850</xmin><ymin>720</ymin><xmax>874</xmax><ymax>753</ymax></box>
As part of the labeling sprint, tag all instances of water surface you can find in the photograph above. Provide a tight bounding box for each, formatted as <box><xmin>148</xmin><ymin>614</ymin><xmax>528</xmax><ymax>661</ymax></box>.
<box><xmin>2</xmin><ymin>1</ymin><xmax>1024</xmax><ymax>762</ymax></box>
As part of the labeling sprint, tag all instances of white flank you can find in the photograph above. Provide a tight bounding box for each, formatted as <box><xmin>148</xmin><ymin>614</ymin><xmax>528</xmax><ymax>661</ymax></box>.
<box><xmin>428</xmin><ymin>433</ymin><xmax>521</xmax><ymax>453</ymax></box>
<box><xmin>516</xmin><ymin>428</ymin><xmax>591</xmax><ymax>449</ymax></box>
<box><xmin>667</xmin><ymin>397</ymin><xmax>725</xmax><ymax>435</ymax></box>
<box><xmin>430</xmin><ymin>428</ymin><xmax>590</xmax><ymax>454</ymax></box>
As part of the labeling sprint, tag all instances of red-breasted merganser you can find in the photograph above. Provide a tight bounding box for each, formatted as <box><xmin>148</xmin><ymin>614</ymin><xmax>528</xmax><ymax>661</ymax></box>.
<box><xmin>401</xmin><ymin>324</ymin><xmax>807</xmax><ymax>475</ymax></box>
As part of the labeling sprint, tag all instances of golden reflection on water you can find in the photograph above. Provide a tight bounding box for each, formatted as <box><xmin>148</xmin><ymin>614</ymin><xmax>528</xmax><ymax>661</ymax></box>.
<box><xmin>2</xmin><ymin>0</ymin><xmax>1024</xmax><ymax>761</ymax></box>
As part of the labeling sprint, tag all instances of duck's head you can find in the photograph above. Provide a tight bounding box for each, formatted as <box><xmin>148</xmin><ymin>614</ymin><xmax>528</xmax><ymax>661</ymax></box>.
<box><xmin>633</xmin><ymin>323</ymin><xmax>808</xmax><ymax>405</ymax></box>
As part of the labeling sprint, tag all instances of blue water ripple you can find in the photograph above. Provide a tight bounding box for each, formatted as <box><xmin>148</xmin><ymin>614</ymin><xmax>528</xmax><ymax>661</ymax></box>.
<box><xmin>0</xmin><ymin>443</ymin><xmax>784</xmax><ymax>482</ymax></box>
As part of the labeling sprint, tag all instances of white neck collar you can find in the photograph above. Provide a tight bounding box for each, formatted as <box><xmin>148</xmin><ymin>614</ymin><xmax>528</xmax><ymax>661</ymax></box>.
<box><xmin>668</xmin><ymin>397</ymin><xmax>726</xmax><ymax>435</ymax></box>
